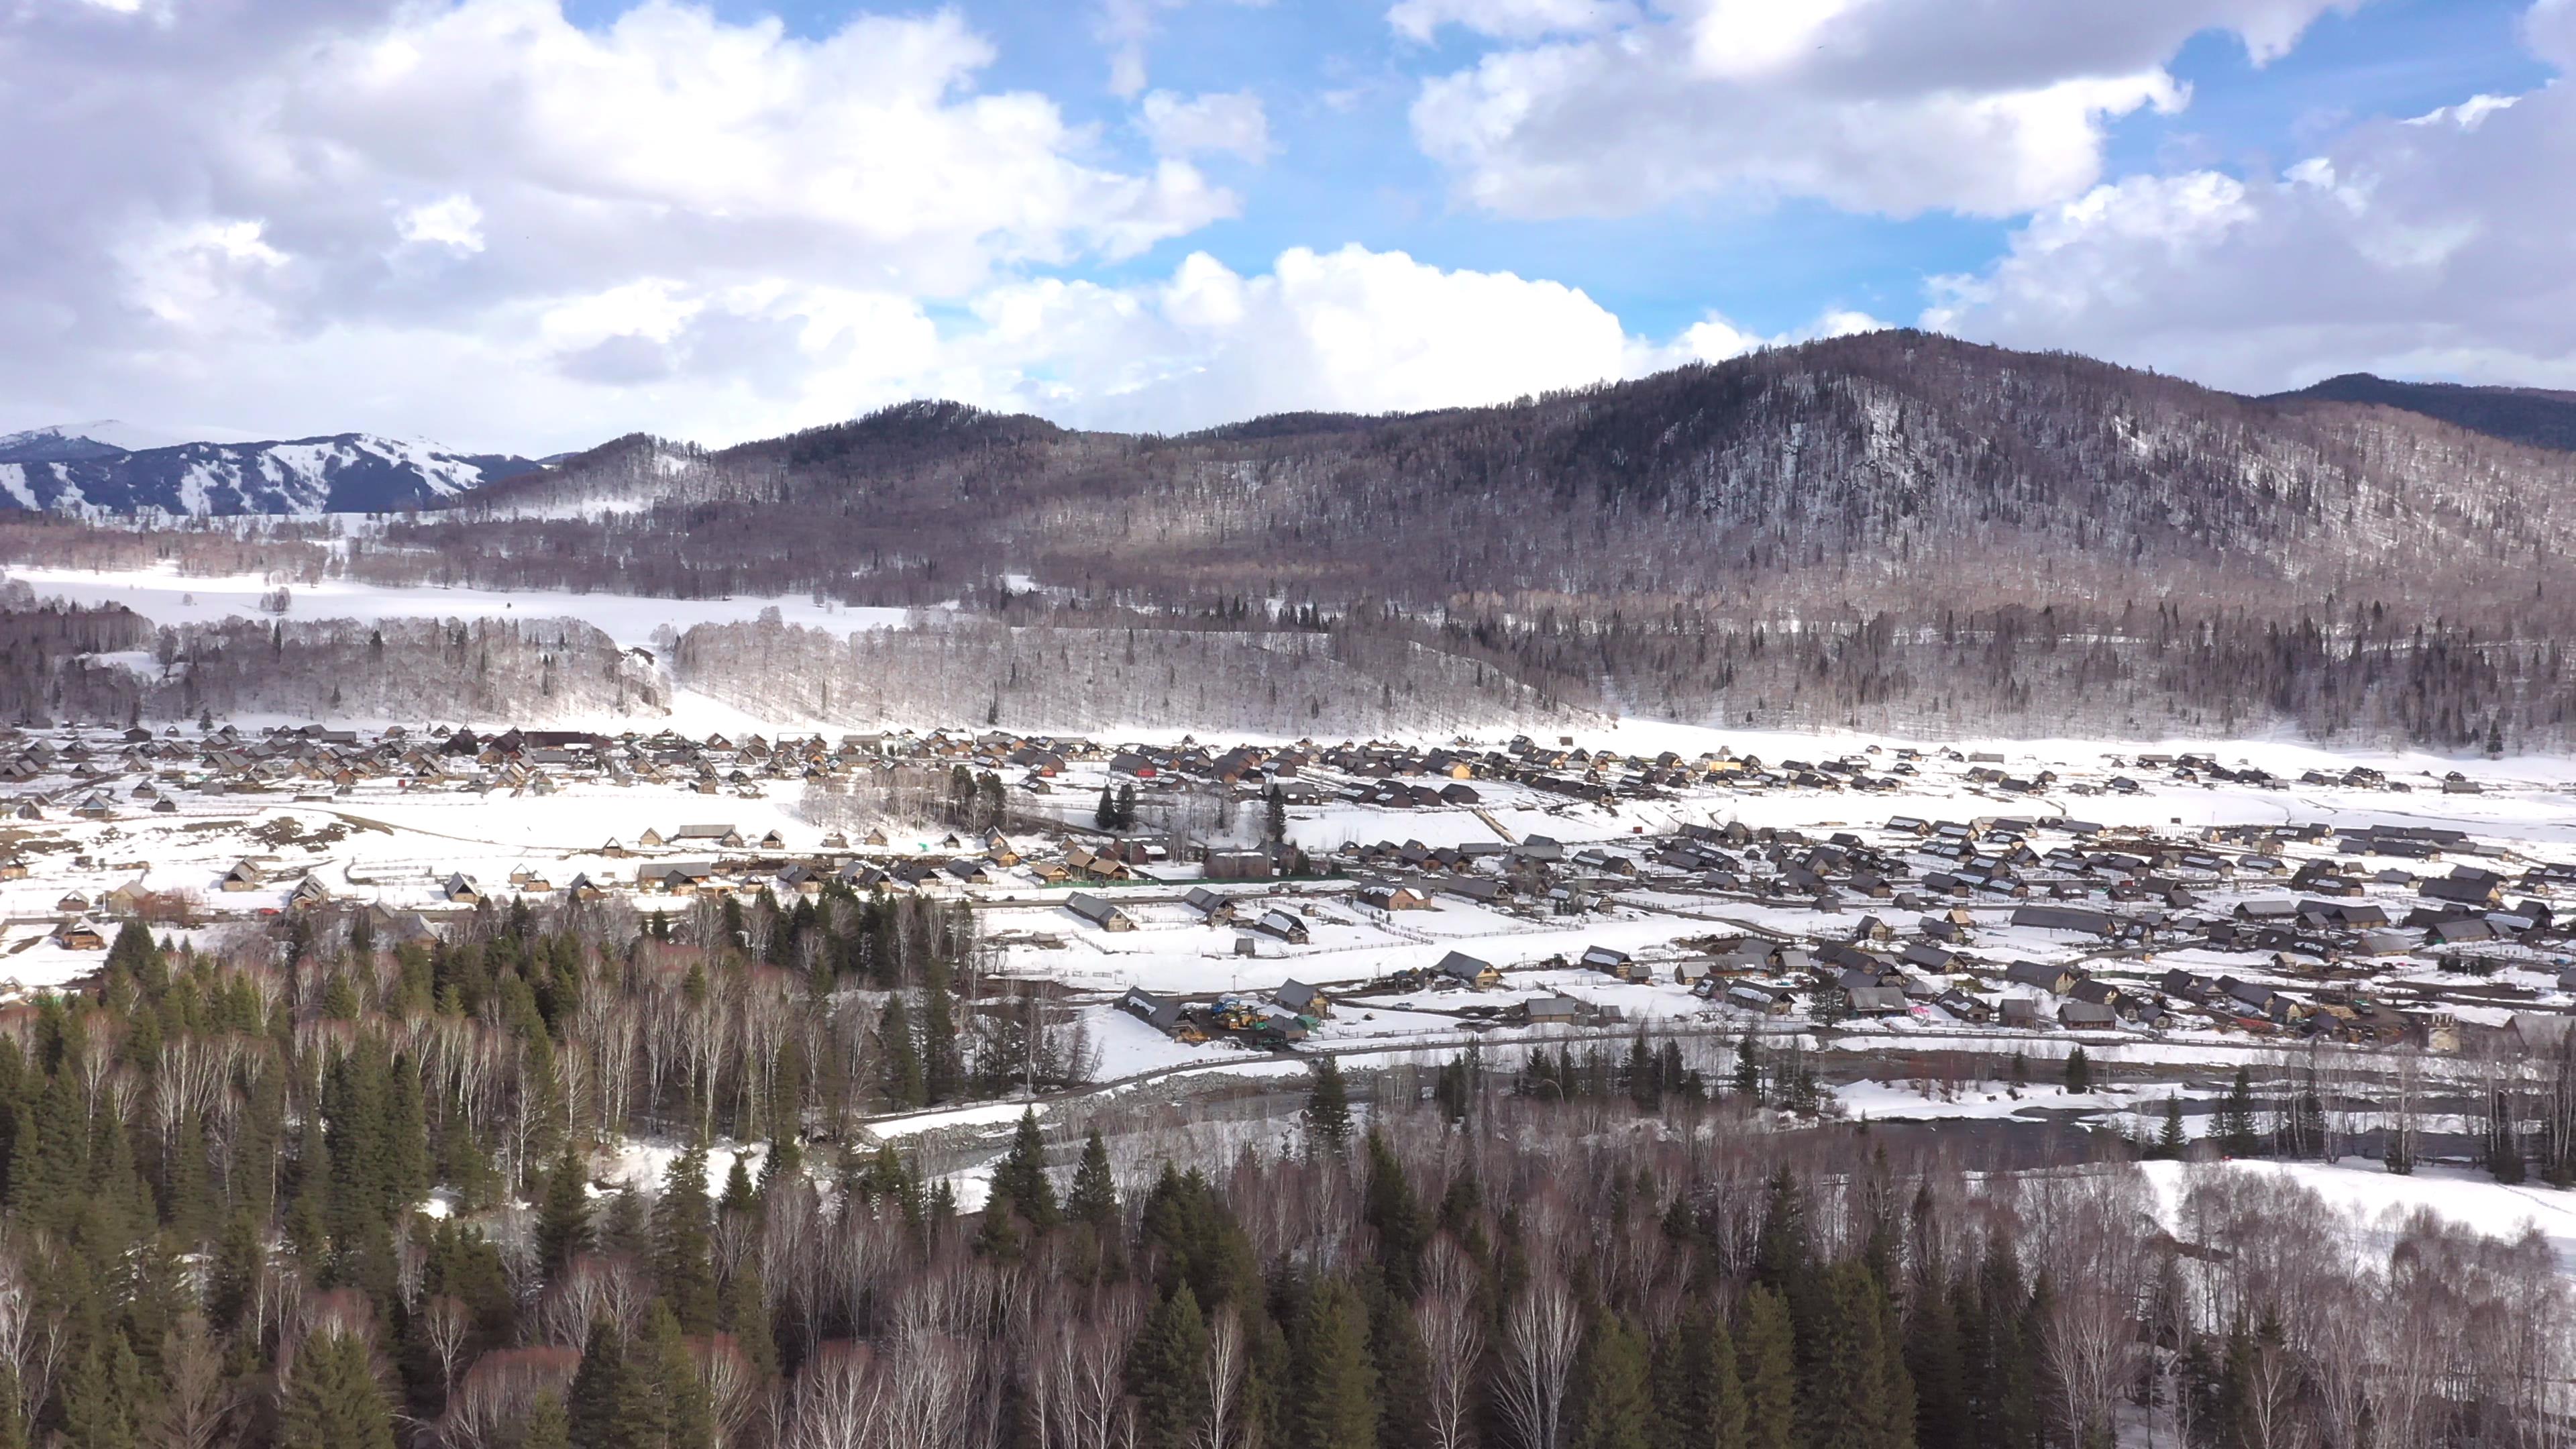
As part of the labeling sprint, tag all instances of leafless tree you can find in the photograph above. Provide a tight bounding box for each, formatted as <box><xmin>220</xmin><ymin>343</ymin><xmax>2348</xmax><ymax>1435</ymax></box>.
<box><xmin>1415</xmin><ymin>1238</ymin><xmax>1485</xmax><ymax>1449</ymax></box>
<box><xmin>1494</xmin><ymin>1273</ymin><xmax>1579</xmax><ymax>1449</ymax></box>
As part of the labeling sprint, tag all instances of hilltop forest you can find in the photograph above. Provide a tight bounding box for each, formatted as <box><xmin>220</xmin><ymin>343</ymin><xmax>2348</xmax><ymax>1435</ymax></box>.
<box><xmin>5</xmin><ymin>332</ymin><xmax>2576</xmax><ymax>743</ymax></box>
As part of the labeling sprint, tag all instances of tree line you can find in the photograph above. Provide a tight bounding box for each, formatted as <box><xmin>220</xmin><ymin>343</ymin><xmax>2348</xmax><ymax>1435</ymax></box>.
<box><xmin>0</xmin><ymin>896</ymin><xmax>2560</xmax><ymax>1448</ymax></box>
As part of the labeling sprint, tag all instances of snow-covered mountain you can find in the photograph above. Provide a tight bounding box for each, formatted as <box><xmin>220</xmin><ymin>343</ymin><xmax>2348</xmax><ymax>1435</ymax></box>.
<box><xmin>0</xmin><ymin>419</ymin><xmax>266</xmax><ymax>462</ymax></box>
<box><xmin>0</xmin><ymin>429</ymin><xmax>538</xmax><ymax>515</ymax></box>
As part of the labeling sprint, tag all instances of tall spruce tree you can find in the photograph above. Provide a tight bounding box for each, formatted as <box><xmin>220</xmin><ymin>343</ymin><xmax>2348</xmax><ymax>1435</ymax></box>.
<box><xmin>1573</xmin><ymin>1313</ymin><xmax>1654</xmax><ymax>1449</ymax></box>
<box><xmin>1737</xmin><ymin>1285</ymin><xmax>1798</xmax><ymax>1449</ymax></box>
<box><xmin>277</xmin><ymin>1329</ymin><xmax>395</xmax><ymax>1449</ymax></box>
<box><xmin>990</xmin><ymin>1108</ymin><xmax>1059</xmax><ymax>1229</ymax></box>
<box><xmin>1067</xmin><ymin>1127</ymin><xmax>1118</xmax><ymax>1229</ymax></box>
<box><xmin>651</xmin><ymin>1148</ymin><xmax>718</xmax><ymax>1336</ymax></box>
<box><xmin>1304</xmin><ymin>1059</ymin><xmax>1354</xmax><ymax>1155</ymax></box>
<box><xmin>1130</xmin><ymin>1284</ymin><xmax>1212</xmax><ymax>1449</ymax></box>
<box><xmin>1291</xmin><ymin>1278</ymin><xmax>1378</xmax><ymax>1449</ymax></box>
<box><xmin>537</xmin><ymin>1148</ymin><xmax>592</xmax><ymax>1273</ymax></box>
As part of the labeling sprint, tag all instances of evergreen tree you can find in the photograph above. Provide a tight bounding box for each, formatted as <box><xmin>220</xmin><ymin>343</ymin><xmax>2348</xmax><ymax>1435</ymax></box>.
<box><xmin>990</xmin><ymin>1108</ymin><xmax>1059</xmax><ymax>1229</ymax></box>
<box><xmin>2216</xmin><ymin>1068</ymin><xmax>2261</xmax><ymax>1157</ymax></box>
<box><xmin>277</xmin><ymin>1329</ymin><xmax>395</xmax><ymax>1449</ymax></box>
<box><xmin>2062</xmin><ymin>1046</ymin><xmax>2092</xmax><ymax>1094</ymax></box>
<box><xmin>1095</xmin><ymin>785</ymin><xmax>1118</xmax><ymax>831</ymax></box>
<box><xmin>1360</xmin><ymin>1131</ymin><xmax>1428</xmax><ymax>1295</ymax></box>
<box><xmin>1731</xmin><ymin>1034</ymin><xmax>1762</xmax><ymax>1102</ymax></box>
<box><xmin>639</xmin><ymin>1301</ymin><xmax>716</xmax><ymax>1449</ymax></box>
<box><xmin>651</xmin><ymin>1148</ymin><xmax>718</xmax><ymax>1336</ymax></box>
<box><xmin>521</xmin><ymin>1392</ymin><xmax>571</xmax><ymax>1449</ymax></box>
<box><xmin>1625</xmin><ymin>1033</ymin><xmax>1661</xmax><ymax>1113</ymax></box>
<box><xmin>879</xmin><ymin>997</ymin><xmax>926</xmax><ymax>1108</ymax></box>
<box><xmin>1291</xmin><ymin>1278</ymin><xmax>1378</xmax><ymax>1449</ymax></box>
<box><xmin>1905</xmin><ymin>1275</ymin><xmax>1966</xmax><ymax>1449</ymax></box>
<box><xmin>719</xmin><ymin>1262</ymin><xmax>779</xmax><ymax>1380</ymax></box>
<box><xmin>1304</xmin><ymin>1059</ymin><xmax>1354</xmax><ymax>1155</ymax></box>
<box><xmin>1574</xmin><ymin>1313</ymin><xmax>1654</xmax><ymax>1449</ymax></box>
<box><xmin>1129</xmin><ymin>1283</ymin><xmax>1212</xmax><ymax>1449</ymax></box>
<box><xmin>2155</xmin><ymin>1095</ymin><xmax>2188</xmax><ymax>1161</ymax></box>
<box><xmin>536</xmin><ymin>1148</ymin><xmax>592</xmax><ymax>1273</ymax></box>
<box><xmin>1737</xmin><ymin>1285</ymin><xmax>1798</xmax><ymax>1449</ymax></box>
<box><xmin>568</xmin><ymin>1317</ymin><xmax>631</xmax><ymax>1449</ymax></box>
<box><xmin>1648</xmin><ymin>1304</ymin><xmax>1752</xmax><ymax>1444</ymax></box>
<box><xmin>1067</xmin><ymin>1127</ymin><xmax>1118</xmax><ymax>1229</ymax></box>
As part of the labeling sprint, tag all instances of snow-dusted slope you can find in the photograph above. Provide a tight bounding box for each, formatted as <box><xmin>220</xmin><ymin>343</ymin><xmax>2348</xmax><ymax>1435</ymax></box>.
<box><xmin>0</xmin><ymin>432</ymin><xmax>537</xmax><ymax>515</ymax></box>
<box><xmin>0</xmin><ymin>419</ymin><xmax>265</xmax><ymax>461</ymax></box>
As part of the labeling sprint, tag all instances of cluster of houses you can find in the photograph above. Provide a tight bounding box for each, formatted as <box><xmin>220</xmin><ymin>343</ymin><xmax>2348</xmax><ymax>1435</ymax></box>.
<box><xmin>1118</xmin><ymin>977</ymin><xmax>1334</xmax><ymax>1047</ymax></box>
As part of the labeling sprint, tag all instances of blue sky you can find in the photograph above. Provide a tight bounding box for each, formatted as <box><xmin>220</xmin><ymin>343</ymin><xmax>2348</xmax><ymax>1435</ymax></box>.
<box><xmin>561</xmin><ymin>0</ymin><xmax>2551</xmax><ymax>341</ymax></box>
<box><xmin>3</xmin><ymin>0</ymin><xmax>2571</xmax><ymax>449</ymax></box>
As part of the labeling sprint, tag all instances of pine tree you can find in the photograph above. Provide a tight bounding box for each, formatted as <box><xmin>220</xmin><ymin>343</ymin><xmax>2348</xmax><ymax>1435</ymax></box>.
<box><xmin>2062</xmin><ymin>1046</ymin><xmax>2092</xmax><ymax>1094</ymax></box>
<box><xmin>1361</xmin><ymin>1131</ymin><xmax>1428</xmax><ymax>1295</ymax></box>
<box><xmin>652</xmin><ymin>1148</ymin><xmax>718</xmax><ymax>1334</ymax></box>
<box><xmin>60</xmin><ymin>1340</ymin><xmax>137</xmax><ymax>1449</ymax></box>
<box><xmin>719</xmin><ymin>1262</ymin><xmax>779</xmax><ymax>1380</ymax></box>
<box><xmin>1574</xmin><ymin>1313</ymin><xmax>1654</xmax><ymax>1449</ymax></box>
<box><xmin>277</xmin><ymin>1329</ymin><xmax>395</xmax><ymax>1449</ymax></box>
<box><xmin>1625</xmin><ymin>1032</ymin><xmax>1661</xmax><ymax>1113</ymax></box>
<box><xmin>1304</xmin><ymin>1059</ymin><xmax>1354</xmax><ymax>1155</ymax></box>
<box><xmin>2216</xmin><ymin>1068</ymin><xmax>2261</xmax><ymax>1157</ymax></box>
<box><xmin>2156</xmin><ymin>1095</ymin><xmax>2188</xmax><ymax>1161</ymax></box>
<box><xmin>1130</xmin><ymin>1283</ymin><xmax>1212</xmax><ymax>1449</ymax></box>
<box><xmin>1067</xmin><ymin>1127</ymin><xmax>1118</xmax><ymax>1229</ymax></box>
<box><xmin>1905</xmin><ymin>1278</ymin><xmax>1966</xmax><ymax>1449</ymax></box>
<box><xmin>922</xmin><ymin>955</ymin><xmax>962</xmax><ymax>1104</ymax></box>
<box><xmin>1291</xmin><ymin>1278</ymin><xmax>1378</xmax><ymax>1449</ymax></box>
<box><xmin>1096</xmin><ymin>786</ymin><xmax>1118</xmax><ymax>830</ymax></box>
<box><xmin>1737</xmin><ymin>1284</ymin><xmax>1798</xmax><ymax>1449</ymax></box>
<box><xmin>537</xmin><ymin>1148</ymin><xmax>592</xmax><ymax>1273</ymax></box>
<box><xmin>990</xmin><ymin>1108</ymin><xmax>1059</xmax><ymax>1229</ymax></box>
<box><xmin>639</xmin><ymin>1301</ymin><xmax>716</xmax><ymax>1449</ymax></box>
<box><xmin>1731</xmin><ymin>1033</ymin><xmax>1762</xmax><ymax>1102</ymax></box>
<box><xmin>880</xmin><ymin>996</ymin><xmax>925</xmax><ymax>1108</ymax></box>
<box><xmin>568</xmin><ymin>1317</ymin><xmax>630</xmax><ymax>1449</ymax></box>
<box><xmin>521</xmin><ymin>1392</ymin><xmax>571</xmax><ymax>1449</ymax></box>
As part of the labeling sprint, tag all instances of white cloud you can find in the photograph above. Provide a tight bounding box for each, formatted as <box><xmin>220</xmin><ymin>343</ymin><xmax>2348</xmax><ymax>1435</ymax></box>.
<box><xmin>396</xmin><ymin>195</ymin><xmax>486</xmax><ymax>254</ymax></box>
<box><xmin>0</xmin><ymin>0</ymin><xmax>1239</xmax><ymax>446</ymax></box>
<box><xmin>1925</xmin><ymin>15</ymin><xmax>2576</xmax><ymax>393</ymax></box>
<box><xmin>1629</xmin><ymin>305</ymin><xmax>1889</xmax><ymax>374</ymax></box>
<box><xmin>1387</xmin><ymin>0</ymin><xmax>1640</xmax><ymax>42</ymax></box>
<box><xmin>946</xmin><ymin>244</ymin><xmax>1640</xmax><ymax>431</ymax></box>
<box><xmin>1140</xmin><ymin>90</ymin><xmax>1272</xmax><ymax>162</ymax></box>
<box><xmin>1407</xmin><ymin>0</ymin><xmax>2357</xmax><ymax>219</ymax></box>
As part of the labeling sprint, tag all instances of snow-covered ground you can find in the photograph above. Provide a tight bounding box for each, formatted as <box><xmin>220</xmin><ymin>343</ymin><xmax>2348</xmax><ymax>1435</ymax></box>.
<box><xmin>2139</xmin><ymin>1157</ymin><xmax>2576</xmax><ymax>1272</ymax></box>
<box><xmin>3</xmin><ymin>564</ymin><xmax>926</xmax><ymax>651</ymax></box>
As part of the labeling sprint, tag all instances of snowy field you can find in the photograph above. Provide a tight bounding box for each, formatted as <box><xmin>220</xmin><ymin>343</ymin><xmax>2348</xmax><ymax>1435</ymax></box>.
<box><xmin>3</xmin><ymin>563</ymin><xmax>925</xmax><ymax>651</ymax></box>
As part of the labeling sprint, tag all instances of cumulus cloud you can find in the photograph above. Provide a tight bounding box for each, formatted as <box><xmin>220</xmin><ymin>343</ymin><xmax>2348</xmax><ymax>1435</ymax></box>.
<box><xmin>936</xmin><ymin>244</ymin><xmax>1644</xmax><ymax>431</ymax></box>
<box><xmin>1925</xmin><ymin>3</ymin><xmax>2576</xmax><ymax>392</ymax></box>
<box><xmin>1140</xmin><ymin>90</ymin><xmax>1273</xmax><ymax>162</ymax></box>
<box><xmin>0</xmin><ymin>0</ymin><xmax>1236</xmax><ymax>446</ymax></box>
<box><xmin>1406</xmin><ymin>0</ymin><xmax>2358</xmax><ymax>219</ymax></box>
<box><xmin>1628</xmin><ymin>305</ymin><xmax>1889</xmax><ymax>374</ymax></box>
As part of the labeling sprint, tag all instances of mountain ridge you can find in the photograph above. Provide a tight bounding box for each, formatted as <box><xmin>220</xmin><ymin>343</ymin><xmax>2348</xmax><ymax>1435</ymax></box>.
<box><xmin>0</xmin><ymin>431</ymin><xmax>539</xmax><ymax>516</ymax></box>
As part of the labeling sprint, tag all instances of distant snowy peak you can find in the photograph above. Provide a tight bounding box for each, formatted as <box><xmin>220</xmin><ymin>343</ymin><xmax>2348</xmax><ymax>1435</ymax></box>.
<box><xmin>0</xmin><ymin>432</ymin><xmax>538</xmax><ymax>516</ymax></box>
<box><xmin>0</xmin><ymin>419</ymin><xmax>267</xmax><ymax>463</ymax></box>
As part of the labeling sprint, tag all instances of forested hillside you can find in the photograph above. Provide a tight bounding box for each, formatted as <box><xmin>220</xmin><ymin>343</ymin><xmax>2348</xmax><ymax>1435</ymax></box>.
<box><xmin>9</xmin><ymin>333</ymin><xmax>2576</xmax><ymax>742</ymax></box>
<box><xmin>0</xmin><ymin>902</ymin><xmax>2563</xmax><ymax>1448</ymax></box>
